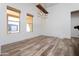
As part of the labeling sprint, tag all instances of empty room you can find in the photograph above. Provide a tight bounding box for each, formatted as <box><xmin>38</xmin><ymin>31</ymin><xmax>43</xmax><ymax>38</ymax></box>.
<box><xmin>0</xmin><ymin>3</ymin><xmax>79</xmax><ymax>56</ymax></box>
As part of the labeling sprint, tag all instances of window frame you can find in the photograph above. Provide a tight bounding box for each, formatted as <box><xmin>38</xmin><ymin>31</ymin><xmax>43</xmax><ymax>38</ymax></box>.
<box><xmin>7</xmin><ymin>6</ymin><xmax>21</xmax><ymax>34</ymax></box>
<box><xmin>26</xmin><ymin>13</ymin><xmax>33</xmax><ymax>32</ymax></box>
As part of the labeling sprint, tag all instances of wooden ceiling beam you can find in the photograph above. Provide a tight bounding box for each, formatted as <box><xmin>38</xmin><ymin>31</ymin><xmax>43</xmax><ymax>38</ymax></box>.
<box><xmin>36</xmin><ymin>4</ymin><xmax>48</xmax><ymax>14</ymax></box>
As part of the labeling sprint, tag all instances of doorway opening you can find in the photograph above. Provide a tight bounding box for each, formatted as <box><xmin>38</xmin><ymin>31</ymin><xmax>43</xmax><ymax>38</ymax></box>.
<box><xmin>71</xmin><ymin>10</ymin><xmax>79</xmax><ymax>38</ymax></box>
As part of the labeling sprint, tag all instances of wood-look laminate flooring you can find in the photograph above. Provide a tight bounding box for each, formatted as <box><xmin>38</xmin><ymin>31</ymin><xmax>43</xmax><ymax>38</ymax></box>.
<box><xmin>1</xmin><ymin>36</ymin><xmax>79</xmax><ymax>56</ymax></box>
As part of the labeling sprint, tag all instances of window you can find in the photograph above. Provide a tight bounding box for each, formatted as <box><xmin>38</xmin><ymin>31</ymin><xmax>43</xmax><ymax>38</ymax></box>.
<box><xmin>26</xmin><ymin>14</ymin><xmax>33</xmax><ymax>32</ymax></box>
<box><xmin>7</xmin><ymin>6</ymin><xmax>20</xmax><ymax>33</ymax></box>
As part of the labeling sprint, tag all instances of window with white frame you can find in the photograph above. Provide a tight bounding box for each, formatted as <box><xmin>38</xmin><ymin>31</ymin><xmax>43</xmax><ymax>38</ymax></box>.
<box><xmin>7</xmin><ymin>6</ymin><xmax>20</xmax><ymax>33</ymax></box>
<box><xmin>26</xmin><ymin>14</ymin><xmax>33</xmax><ymax>32</ymax></box>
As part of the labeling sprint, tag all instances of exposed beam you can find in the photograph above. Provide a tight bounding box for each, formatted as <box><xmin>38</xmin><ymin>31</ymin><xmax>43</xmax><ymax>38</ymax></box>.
<box><xmin>36</xmin><ymin>4</ymin><xmax>48</xmax><ymax>14</ymax></box>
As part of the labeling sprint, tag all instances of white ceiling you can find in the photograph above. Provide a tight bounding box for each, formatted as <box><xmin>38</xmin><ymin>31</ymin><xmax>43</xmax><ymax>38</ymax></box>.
<box><xmin>41</xmin><ymin>3</ymin><xmax>57</xmax><ymax>8</ymax></box>
<box><xmin>34</xmin><ymin>3</ymin><xmax>57</xmax><ymax>8</ymax></box>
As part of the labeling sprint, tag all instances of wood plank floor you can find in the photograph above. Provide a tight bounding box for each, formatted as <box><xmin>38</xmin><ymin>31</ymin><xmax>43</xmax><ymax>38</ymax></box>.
<box><xmin>1</xmin><ymin>36</ymin><xmax>79</xmax><ymax>56</ymax></box>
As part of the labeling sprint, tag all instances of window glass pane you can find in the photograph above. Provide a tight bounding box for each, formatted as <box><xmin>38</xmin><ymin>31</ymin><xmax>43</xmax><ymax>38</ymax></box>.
<box><xmin>26</xmin><ymin>14</ymin><xmax>33</xmax><ymax>32</ymax></box>
<box><xmin>8</xmin><ymin>20</ymin><xmax>19</xmax><ymax>33</ymax></box>
<box><xmin>8</xmin><ymin>21</ymin><xmax>19</xmax><ymax>25</ymax></box>
<box><xmin>26</xmin><ymin>24</ymin><xmax>30</xmax><ymax>32</ymax></box>
<box><xmin>29</xmin><ymin>24</ymin><xmax>33</xmax><ymax>32</ymax></box>
<box><xmin>8</xmin><ymin>25</ymin><xmax>18</xmax><ymax>31</ymax></box>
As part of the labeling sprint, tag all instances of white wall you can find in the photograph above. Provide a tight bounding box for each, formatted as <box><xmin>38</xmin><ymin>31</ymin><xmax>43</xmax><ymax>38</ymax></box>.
<box><xmin>71</xmin><ymin>12</ymin><xmax>79</xmax><ymax>37</ymax></box>
<box><xmin>44</xmin><ymin>3</ymin><xmax>79</xmax><ymax>39</ymax></box>
<box><xmin>0</xmin><ymin>3</ymin><xmax>42</xmax><ymax>45</ymax></box>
